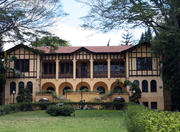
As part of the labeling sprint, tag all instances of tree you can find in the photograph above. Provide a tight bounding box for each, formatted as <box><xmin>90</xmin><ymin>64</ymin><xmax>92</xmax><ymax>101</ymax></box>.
<box><xmin>0</xmin><ymin>53</ymin><xmax>22</xmax><ymax>104</ymax></box>
<box><xmin>124</xmin><ymin>80</ymin><xmax>141</xmax><ymax>103</ymax></box>
<box><xmin>138</xmin><ymin>28</ymin><xmax>152</xmax><ymax>44</ymax></box>
<box><xmin>31</xmin><ymin>36</ymin><xmax>70</xmax><ymax>47</ymax></box>
<box><xmin>0</xmin><ymin>0</ymin><xmax>66</xmax><ymax>44</ymax></box>
<box><xmin>81</xmin><ymin>0</ymin><xmax>180</xmax><ymax>110</ymax></box>
<box><xmin>121</xmin><ymin>30</ymin><xmax>133</xmax><ymax>45</ymax></box>
<box><xmin>16</xmin><ymin>86</ymin><xmax>32</xmax><ymax>103</ymax></box>
<box><xmin>81</xmin><ymin>0</ymin><xmax>180</xmax><ymax>34</ymax></box>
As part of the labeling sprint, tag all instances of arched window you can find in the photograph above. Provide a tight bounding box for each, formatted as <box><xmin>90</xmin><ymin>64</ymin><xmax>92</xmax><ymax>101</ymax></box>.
<box><xmin>10</xmin><ymin>82</ymin><xmax>16</xmax><ymax>94</ymax></box>
<box><xmin>113</xmin><ymin>86</ymin><xmax>122</xmax><ymax>93</ymax></box>
<box><xmin>142</xmin><ymin>80</ymin><xmax>148</xmax><ymax>92</ymax></box>
<box><xmin>80</xmin><ymin>86</ymin><xmax>88</xmax><ymax>92</ymax></box>
<box><xmin>151</xmin><ymin>80</ymin><xmax>157</xmax><ymax>92</ymax></box>
<box><xmin>97</xmin><ymin>86</ymin><xmax>105</xmax><ymax>94</ymax></box>
<box><xmin>47</xmin><ymin>87</ymin><xmax>55</xmax><ymax>91</ymax></box>
<box><xmin>133</xmin><ymin>80</ymin><xmax>139</xmax><ymax>87</ymax></box>
<box><xmin>46</xmin><ymin>87</ymin><xmax>55</xmax><ymax>93</ymax></box>
<box><xmin>27</xmin><ymin>81</ymin><xmax>33</xmax><ymax>94</ymax></box>
<box><xmin>63</xmin><ymin>87</ymin><xmax>71</xmax><ymax>95</ymax></box>
<box><xmin>18</xmin><ymin>82</ymin><xmax>24</xmax><ymax>93</ymax></box>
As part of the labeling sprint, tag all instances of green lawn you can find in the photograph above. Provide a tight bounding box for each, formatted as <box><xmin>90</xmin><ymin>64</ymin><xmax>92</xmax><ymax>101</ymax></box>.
<box><xmin>0</xmin><ymin>110</ymin><xmax>127</xmax><ymax>132</ymax></box>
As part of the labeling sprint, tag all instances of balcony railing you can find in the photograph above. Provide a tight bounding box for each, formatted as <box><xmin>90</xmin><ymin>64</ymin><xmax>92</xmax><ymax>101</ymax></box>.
<box><xmin>93</xmin><ymin>71</ymin><xmax>108</xmax><ymax>78</ymax></box>
<box><xmin>111</xmin><ymin>71</ymin><xmax>125</xmax><ymax>78</ymax></box>
<box><xmin>76</xmin><ymin>71</ymin><xmax>90</xmax><ymax>78</ymax></box>
<box><xmin>41</xmin><ymin>73</ymin><xmax>56</xmax><ymax>78</ymax></box>
<box><xmin>59</xmin><ymin>73</ymin><xmax>73</xmax><ymax>78</ymax></box>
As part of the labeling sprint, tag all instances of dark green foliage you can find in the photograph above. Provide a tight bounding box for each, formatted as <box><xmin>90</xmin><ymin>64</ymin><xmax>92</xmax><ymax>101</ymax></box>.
<box><xmin>0</xmin><ymin>0</ymin><xmax>66</xmax><ymax>44</ymax></box>
<box><xmin>124</xmin><ymin>80</ymin><xmax>141</xmax><ymax>103</ymax></box>
<box><xmin>46</xmin><ymin>105</ymin><xmax>75</xmax><ymax>116</ymax></box>
<box><xmin>125</xmin><ymin>104</ymin><xmax>180</xmax><ymax>132</ymax></box>
<box><xmin>31</xmin><ymin>36</ymin><xmax>70</xmax><ymax>48</ymax></box>
<box><xmin>139</xmin><ymin>28</ymin><xmax>152</xmax><ymax>44</ymax></box>
<box><xmin>16</xmin><ymin>86</ymin><xmax>32</xmax><ymax>103</ymax></box>
<box><xmin>152</xmin><ymin>30</ymin><xmax>180</xmax><ymax>110</ymax></box>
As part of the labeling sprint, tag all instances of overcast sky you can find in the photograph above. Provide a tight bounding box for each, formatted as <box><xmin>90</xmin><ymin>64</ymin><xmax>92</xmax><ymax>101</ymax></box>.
<box><xmin>4</xmin><ymin>0</ymin><xmax>145</xmax><ymax>50</ymax></box>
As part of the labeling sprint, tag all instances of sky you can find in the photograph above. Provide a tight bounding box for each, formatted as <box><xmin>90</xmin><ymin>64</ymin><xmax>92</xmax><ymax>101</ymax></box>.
<box><xmin>5</xmin><ymin>0</ymin><xmax>145</xmax><ymax>50</ymax></box>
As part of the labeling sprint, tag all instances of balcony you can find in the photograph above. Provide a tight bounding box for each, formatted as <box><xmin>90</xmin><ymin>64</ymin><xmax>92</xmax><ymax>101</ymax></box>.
<box><xmin>93</xmin><ymin>71</ymin><xmax>108</xmax><ymax>78</ymax></box>
<box><xmin>41</xmin><ymin>73</ymin><xmax>56</xmax><ymax>78</ymax></box>
<box><xmin>59</xmin><ymin>73</ymin><xmax>73</xmax><ymax>78</ymax></box>
<box><xmin>111</xmin><ymin>71</ymin><xmax>125</xmax><ymax>78</ymax></box>
<box><xmin>76</xmin><ymin>71</ymin><xmax>90</xmax><ymax>78</ymax></box>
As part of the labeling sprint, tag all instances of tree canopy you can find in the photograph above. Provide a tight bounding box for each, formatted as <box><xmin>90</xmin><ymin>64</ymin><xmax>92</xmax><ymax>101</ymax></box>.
<box><xmin>31</xmin><ymin>36</ymin><xmax>70</xmax><ymax>47</ymax></box>
<box><xmin>138</xmin><ymin>28</ymin><xmax>152</xmax><ymax>44</ymax></box>
<box><xmin>81</xmin><ymin>0</ymin><xmax>180</xmax><ymax>110</ymax></box>
<box><xmin>0</xmin><ymin>0</ymin><xmax>66</xmax><ymax>44</ymax></box>
<box><xmin>81</xmin><ymin>0</ymin><xmax>180</xmax><ymax>34</ymax></box>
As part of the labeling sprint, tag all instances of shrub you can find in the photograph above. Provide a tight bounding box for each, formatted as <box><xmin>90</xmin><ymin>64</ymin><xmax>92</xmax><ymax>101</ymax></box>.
<box><xmin>125</xmin><ymin>104</ymin><xmax>180</xmax><ymax>132</ymax></box>
<box><xmin>46</xmin><ymin>105</ymin><xmax>75</xmax><ymax>116</ymax></box>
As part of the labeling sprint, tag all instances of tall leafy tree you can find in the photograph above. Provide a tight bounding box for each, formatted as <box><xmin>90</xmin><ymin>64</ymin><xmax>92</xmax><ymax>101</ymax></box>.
<box><xmin>80</xmin><ymin>0</ymin><xmax>180</xmax><ymax>110</ymax></box>
<box><xmin>0</xmin><ymin>0</ymin><xmax>66</xmax><ymax>44</ymax></box>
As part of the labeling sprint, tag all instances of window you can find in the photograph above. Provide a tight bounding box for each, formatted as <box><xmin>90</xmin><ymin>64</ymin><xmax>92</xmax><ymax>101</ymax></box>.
<box><xmin>60</xmin><ymin>62</ymin><xmax>73</xmax><ymax>74</ymax></box>
<box><xmin>97</xmin><ymin>86</ymin><xmax>105</xmax><ymax>94</ymax></box>
<box><xmin>93</xmin><ymin>62</ymin><xmax>107</xmax><ymax>73</ymax></box>
<box><xmin>27</xmin><ymin>81</ymin><xmax>33</xmax><ymax>94</ymax></box>
<box><xmin>10</xmin><ymin>82</ymin><xmax>16</xmax><ymax>94</ymax></box>
<box><xmin>142</xmin><ymin>80</ymin><xmax>148</xmax><ymax>92</ymax></box>
<box><xmin>47</xmin><ymin>87</ymin><xmax>55</xmax><ymax>91</ymax></box>
<box><xmin>14</xmin><ymin>59</ymin><xmax>29</xmax><ymax>72</ymax></box>
<box><xmin>151</xmin><ymin>102</ymin><xmax>157</xmax><ymax>109</ymax></box>
<box><xmin>133</xmin><ymin>80</ymin><xmax>139</xmax><ymax>87</ymax></box>
<box><xmin>113</xmin><ymin>86</ymin><xmax>122</xmax><ymax>93</ymax></box>
<box><xmin>80</xmin><ymin>86</ymin><xmax>88</xmax><ymax>92</ymax></box>
<box><xmin>151</xmin><ymin>80</ymin><xmax>157</xmax><ymax>92</ymax></box>
<box><xmin>137</xmin><ymin>57</ymin><xmax>152</xmax><ymax>70</ymax></box>
<box><xmin>142</xmin><ymin>102</ymin><xmax>149</xmax><ymax>107</ymax></box>
<box><xmin>63</xmin><ymin>87</ymin><xmax>71</xmax><ymax>95</ymax></box>
<box><xmin>111</xmin><ymin>61</ymin><xmax>125</xmax><ymax>73</ymax></box>
<box><xmin>18</xmin><ymin>82</ymin><xmax>24</xmax><ymax>93</ymax></box>
<box><xmin>42</xmin><ymin>62</ymin><xmax>56</xmax><ymax>74</ymax></box>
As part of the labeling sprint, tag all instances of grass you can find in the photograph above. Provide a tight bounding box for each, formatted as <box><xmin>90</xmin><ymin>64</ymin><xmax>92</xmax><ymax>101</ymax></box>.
<box><xmin>0</xmin><ymin>110</ymin><xmax>127</xmax><ymax>132</ymax></box>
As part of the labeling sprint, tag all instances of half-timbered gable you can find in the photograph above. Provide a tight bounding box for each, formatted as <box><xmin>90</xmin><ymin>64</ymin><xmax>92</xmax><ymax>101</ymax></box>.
<box><xmin>6</xmin><ymin>44</ymin><xmax>38</xmax><ymax>78</ymax></box>
<box><xmin>127</xmin><ymin>43</ymin><xmax>161</xmax><ymax>77</ymax></box>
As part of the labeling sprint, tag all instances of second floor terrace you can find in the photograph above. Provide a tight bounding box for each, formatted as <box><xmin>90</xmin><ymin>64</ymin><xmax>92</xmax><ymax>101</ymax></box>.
<box><xmin>41</xmin><ymin>58</ymin><xmax>126</xmax><ymax>79</ymax></box>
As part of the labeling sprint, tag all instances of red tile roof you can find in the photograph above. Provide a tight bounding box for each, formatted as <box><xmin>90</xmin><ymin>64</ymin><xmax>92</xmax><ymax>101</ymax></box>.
<box><xmin>34</xmin><ymin>45</ymin><xmax>132</xmax><ymax>54</ymax></box>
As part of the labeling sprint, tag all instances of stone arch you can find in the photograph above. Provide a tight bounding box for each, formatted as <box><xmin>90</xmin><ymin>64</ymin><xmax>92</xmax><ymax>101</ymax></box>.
<box><xmin>111</xmin><ymin>81</ymin><xmax>126</xmax><ymax>93</ymax></box>
<box><xmin>76</xmin><ymin>82</ymin><xmax>90</xmax><ymax>91</ymax></box>
<box><xmin>59</xmin><ymin>82</ymin><xmax>73</xmax><ymax>96</ymax></box>
<box><xmin>42</xmin><ymin>82</ymin><xmax>56</xmax><ymax>92</ymax></box>
<box><xmin>93</xmin><ymin>81</ymin><xmax>108</xmax><ymax>94</ymax></box>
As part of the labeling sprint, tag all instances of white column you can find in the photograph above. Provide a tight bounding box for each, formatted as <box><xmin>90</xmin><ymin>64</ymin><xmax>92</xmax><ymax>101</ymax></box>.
<box><xmin>73</xmin><ymin>56</ymin><xmax>76</xmax><ymax>79</ymax></box>
<box><xmin>107</xmin><ymin>54</ymin><xmax>111</xmax><ymax>79</ymax></box>
<box><xmin>37</xmin><ymin>55</ymin><xmax>40</xmax><ymax>79</ymax></box>
<box><xmin>90</xmin><ymin>55</ymin><xmax>94</xmax><ymax>79</ymax></box>
<box><xmin>56</xmin><ymin>55</ymin><xmax>59</xmax><ymax>80</ymax></box>
<box><xmin>126</xmin><ymin>52</ymin><xmax>129</xmax><ymax>78</ymax></box>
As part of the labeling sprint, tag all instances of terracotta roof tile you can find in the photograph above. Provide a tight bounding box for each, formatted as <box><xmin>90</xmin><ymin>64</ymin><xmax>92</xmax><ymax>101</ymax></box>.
<box><xmin>34</xmin><ymin>45</ymin><xmax>132</xmax><ymax>54</ymax></box>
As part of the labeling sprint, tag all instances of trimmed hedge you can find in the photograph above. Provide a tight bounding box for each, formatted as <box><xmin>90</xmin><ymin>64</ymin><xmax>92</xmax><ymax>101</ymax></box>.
<box><xmin>125</xmin><ymin>104</ymin><xmax>180</xmax><ymax>132</ymax></box>
<box><xmin>0</xmin><ymin>102</ymin><xmax>125</xmax><ymax>116</ymax></box>
<box><xmin>46</xmin><ymin>105</ymin><xmax>75</xmax><ymax>116</ymax></box>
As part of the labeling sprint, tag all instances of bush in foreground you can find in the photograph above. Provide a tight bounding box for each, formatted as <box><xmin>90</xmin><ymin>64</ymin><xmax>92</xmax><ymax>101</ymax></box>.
<box><xmin>126</xmin><ymin>104</ymin><xmax>180</xmax><ymax>132</ymax></box>
<box><xmin>46</xmin><ymin>105</ymin><xmax>75</xmax><ymax>116</ymax></box>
